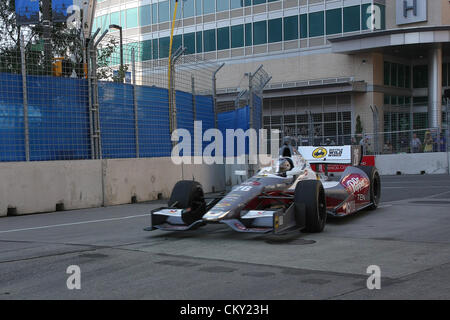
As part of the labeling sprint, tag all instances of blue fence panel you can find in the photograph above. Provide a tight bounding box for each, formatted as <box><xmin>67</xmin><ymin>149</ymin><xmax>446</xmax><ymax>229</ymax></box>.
<box><xmin>0</xmin><ymin>73</ymin><xmax>26</xmax><ymax>162</ymax></box>
<box><xmin>195</xmin><ymin>95</ymin><xmax>215</xmax><ymax>153</ymax></box>
<box><xmin>137</xmin><ymin>86</ymin><xmax>172</xmax><ymax>157</ymax></box>
<box><xmin>218</xmin><ymin>105</ymin><xmax>250</xmax><ymax>157</ymax></box>
<box><xmin>99</xmin><ymin>82</ymin><xmax>136</xmax><ymax>159</ymax></box>
<box><xmin>27</xmin><ymin>75</ymin><xmax>90</xmax><ymax>161</ymax></box>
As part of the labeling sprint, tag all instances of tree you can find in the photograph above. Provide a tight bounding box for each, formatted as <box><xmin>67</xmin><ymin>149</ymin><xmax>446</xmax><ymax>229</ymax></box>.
<box><xmin>355</xmin><ymin>115</ymin><xmax>364</xmax><ymax>144</ymax></box>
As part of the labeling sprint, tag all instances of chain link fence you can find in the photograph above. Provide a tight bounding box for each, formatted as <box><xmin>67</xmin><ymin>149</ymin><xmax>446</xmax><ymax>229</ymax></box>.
<box><xmin>0</xmin><ymin>28</ymin><xmax>222</xmax><ymax>162</ymax></box>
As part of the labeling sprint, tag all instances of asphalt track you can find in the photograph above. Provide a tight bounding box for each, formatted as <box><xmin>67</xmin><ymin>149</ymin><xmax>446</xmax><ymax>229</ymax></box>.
<box><xmin>0</xmin><ymin>175</ymin><xmax>450</xmax><ymax>300</ymax></box>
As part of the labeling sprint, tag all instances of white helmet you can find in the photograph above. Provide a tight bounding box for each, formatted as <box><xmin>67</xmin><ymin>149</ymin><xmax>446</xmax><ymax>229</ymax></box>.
<box><xmin>273</xmin><ymin>158</ymin><xmax>293</xmax><ymax>176</ymax></box>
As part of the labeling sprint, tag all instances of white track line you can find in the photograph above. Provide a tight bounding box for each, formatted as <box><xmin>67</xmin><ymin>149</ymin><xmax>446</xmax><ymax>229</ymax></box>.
<box><xmin>0</xmin><ymin>214</ymin><xmax>150</xmax><ymax>234</ymax></box>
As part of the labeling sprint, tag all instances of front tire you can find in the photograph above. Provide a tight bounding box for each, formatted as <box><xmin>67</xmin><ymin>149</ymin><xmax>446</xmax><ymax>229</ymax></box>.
<box><xmin>169</xmin><ymin>180</ymin><xmax>206</xmax><ymax>225</ymax></box>
<box><xmin>295</xmin><ymin>180</ymin><xmax>327</xmax><ymax>233</ymax></box>
<box><xmin>356</xmin><ymin>166</ymin><xmax>381</xmax><ymax>210</ymax></box>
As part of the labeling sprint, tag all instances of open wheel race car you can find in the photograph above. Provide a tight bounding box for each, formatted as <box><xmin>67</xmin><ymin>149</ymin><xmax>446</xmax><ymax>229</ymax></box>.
<box><xmin>145</xmin><ymin>142</ymin><xmax>381</xmax><ymax>235</ymax></box>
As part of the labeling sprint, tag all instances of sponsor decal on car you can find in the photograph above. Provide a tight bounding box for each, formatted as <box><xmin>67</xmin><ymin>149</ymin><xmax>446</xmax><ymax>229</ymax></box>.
<box><xmin>342</xmin><ymin>174</ymin><xmax>370</xmax><ymax>194</ymax></box>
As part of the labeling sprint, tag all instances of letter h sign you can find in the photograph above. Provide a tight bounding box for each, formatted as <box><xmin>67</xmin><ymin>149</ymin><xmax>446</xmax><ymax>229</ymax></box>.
<box><xmin>403</xmin><ymin>0</ymin><xmax>417</xmax><ymax>18</ymax></box>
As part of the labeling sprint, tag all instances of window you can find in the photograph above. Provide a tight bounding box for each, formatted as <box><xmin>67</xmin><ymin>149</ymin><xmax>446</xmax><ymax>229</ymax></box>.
<box><xmin>217</xmin><ymin>27</ymin><xmax>230</xmax><ymax>50</ymax></box>
<box><xmin>443</xmin><ymin>63</ymin><xmax>448</xmax><ymax>87</ymax></box>
<box><xmin>284</xmin><ymin>16</ymin><xmax>298</xmax><ymax>41</ymax></box>
<box><xmin>384</xmin><ymin>61</ymin><xmax>390</xmax><ymax>86</ymax></box>
<box><xmin>398</xmin><ymin>64</ymin><xmax>405</xmax><ymax>88</ymax></box>
<box><xmin>405</xmin><ymin>65</ymin><xmax>411</xmax><ymax>88</ymax></box>
<box><xmin>183</xmin><ymin>0</ymin><xmax>195</xmax><ymax>18</ymax></box>
<box><xmin>196</xmin><ymin>32</ymin><xmax>203</xmax><ymax>53</ymax></box>
<box><xmin>126</xmin><ymin>8</ymin><xmax>138</xmax><ymax>29</ymax></box>
<box><xmin>110</xmin><ymin>11</ymin><xmax>120</xmax><ymax>26</ymax></box>
<box><xmin>173</xmin><ymin>35</ymin><xmax>182</xmax><ymax>52</ymax></box>
<box><xmin>253</xmin><ymin>20</ymin><xmax>267</xmax><ymax>45</ymax></box>
<box><xmin>245</xmin><ymin>23</ymin><xmax>252</xmax><ymax>46</ymax></box>
<box><xmin>196</xmin><ymin>0</ymin><xmax>202</xmax><ymax>15</ymax></box>
<box><xmin>343</xmin><ymin>6</ymin><xmax>360</xmax><ymax>33</ymax></box>
<box><xmin>152</xmin><ymin>39</ymin><xmax>159</xmax><ymax>59</ymax></box>
<box><xmin>203</xmin><ymin>0</ymin><xmax>215</xmax><ymax>14</ymax></box>
<box><xmin>184</xmin><ymin>32</ymin><xmax>196</xmax><ymax>54</ymax></box>
<box><xmin>204</xmin><ymin>29</ymin><xmax>216</xmax><ymax>52</ymax></box>
<box><xmin>159</xmin><ymin>37</ymin><xmax>170</xmax><ymax>58</ymax></box>
<box><xmin>159</xmin><ymin>1</ymin><xmax>169</xmax><ymax>23</ymax></box>
<box><xmin>140</xmin><ymin>5</ymin><xmax>151</xmax><ymax>26</ymax></box>
<box><xmin>326</xmin><ymin>8</ymin><xmax>342</xmax><ymax>35</ymax></box>
<box><xmin>309</xmin><ymin>11</ymin><xmax>324</xmax><ymax>37</ymax></box>
<box><xmin>141</xmin><ymin>40</ymin><xmax>152</xmax><ymax>61</ymax></box>
<box><xmin>268</xmin><ymin>18</ymin><xmax>282</xmax><ymax>43</ymax></box>
<box><xmin>152</xmin><ymin>3</ymin><xmax>158</xmax><ymax>23</ymax></box>
<box><xmin>413</xmin><ymin>65</ymin><xmax>428</xmax><ymax>88</ymax></box>
<box><xmin>170</xmin><ymin>0</ymin><xmax>182</xmax><ymax>20</ymax></box>
<box><xmin>391</xmin><ymin>63</ymin><xmax>398</xmax><ymax>87</ymax></box>
<box><xmin>300</xmin><ymin>14</ymin><xmax>308</xmax><ymax>38</ymax></box>
<box><xmin>231</xmin><ymin>24</ymin><xmax>244</xmax><ymax>48</ymax></box>
<box><xmin>253</xmin><ymin>0</ymin><xmax>265</xmax><ymax>4</ymax></box>
<box><xmin>217</xmin><ymin>0</ymin><xmax>229</xmax><ymax>12</ymax></box>
<box><xmin>231</xmin><ymin>0</ymin><xmax>243</xmax><ymax>9</ymax></box>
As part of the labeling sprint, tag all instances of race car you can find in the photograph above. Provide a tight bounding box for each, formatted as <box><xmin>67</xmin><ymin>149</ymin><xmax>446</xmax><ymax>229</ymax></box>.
<box><xmin>145</xmin><ymin>140</ymin><xmax>381</xmax><ymax>235</ymax></box>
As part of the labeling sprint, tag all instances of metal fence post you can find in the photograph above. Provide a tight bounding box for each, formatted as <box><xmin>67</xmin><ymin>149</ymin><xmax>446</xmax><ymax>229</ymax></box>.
<box><xmin>132</xmin><ymin>48</ymin><xmax>139</xmax><ymax>158</ymax></box>
<box><xmin>212</xmin><ymin>63</ymin><xmax>224</xmax><ymax>129</ymax></box>
<box><xmin>20</xmin><ymin>34</ymin><xmax>30</xmax><ymax>161</ymax></box>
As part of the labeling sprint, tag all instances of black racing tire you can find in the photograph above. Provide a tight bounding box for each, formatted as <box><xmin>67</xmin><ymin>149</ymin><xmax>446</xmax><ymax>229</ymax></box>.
<box><xmin>169</xmin><ymin>180</ymin><xmax>206</xmax><ymax>225</ymax></box>
<box><xmin>295</xmin><ymin>180</ymin><xmax>327</xmax><ymax>233</ymax></box>
<box><xmin>356</xmin><ymin>166</ymin><xmax>381</xmax><ymax>210</ymax></box>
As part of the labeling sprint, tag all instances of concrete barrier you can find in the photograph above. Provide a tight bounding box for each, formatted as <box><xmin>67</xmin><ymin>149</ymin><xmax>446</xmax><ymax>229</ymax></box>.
<box><xmin>375</xmin><ymin>152</ymin><xmax>449</xmax><ymax>175</ymax></box>
<box><xmin>0</xmin><ymin>160</ymin><xmax>103</xmax><ymax>217</ymax></box>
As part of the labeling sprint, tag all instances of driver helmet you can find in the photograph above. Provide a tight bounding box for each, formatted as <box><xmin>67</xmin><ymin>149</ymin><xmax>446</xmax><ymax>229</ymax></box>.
<box><xmin>273</xmin><ymin>158</ymin><xmax>293</xmax><ymax>176</ymax></box>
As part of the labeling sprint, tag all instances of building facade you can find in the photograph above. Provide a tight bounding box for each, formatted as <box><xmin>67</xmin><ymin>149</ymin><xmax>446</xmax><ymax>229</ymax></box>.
<box><xmin>93</xmin><ymin>0</ymin><xmax>450</xmax><ymax>148</ymax></box>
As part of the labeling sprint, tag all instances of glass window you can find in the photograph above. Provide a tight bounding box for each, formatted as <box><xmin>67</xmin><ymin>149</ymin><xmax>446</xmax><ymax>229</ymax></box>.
<box><xmin>126</xmin><ymin>8</ymin><xmax>138</xmax><ymax>29</ymax></box>
<box><xmin>196</xmin><ymin>32</ymin><xmax>203</xmax><ymax>53</ymax></box>
<box><xmin>384</xmin><ymin>61</ymin><xmax>390</xmax><ymax>86</ymax></box>
<box><xmin>183</xmin><ymin>0</ymin><xmax>195</xmax><ymax>18</ymax></box>
<box><xmin>398</xmin><ymin>64</ymin><xmax>405</xmax><ymax>88</ymax></box>
<box><xmin>362</xmin><ymin>4</ymin><xmax>385</xmax><ymax>31</ymax></box>
<box><xmin>326</xmin><ymin>8</ymin><xmax>342</xmax><ymax>35</ymax></box>
<box><xmin>204</xmin><ymin>29</ymin><xmax>216</xmax><ymax>52</ymax></box>
<box><xmin>184</xmin><ymin>32</ymin><xmax>196</xmax><ymax>54</ymax></box>
<box><xmin>110</xmin><ymin>11</ymin><xmax>120</xmax><ymax>26</ymax></box>
<box><xmin>217</xmin><ymin>27</ymin><xmax>230</xmax><ymax>50</ymax></box>
<box><xmin>141</xmin><ymin>40</ymin><xmax>152</xmax><ymax>61</ymax></box>
<box><xmin>284</xmin><ymin>16</ymin><xmax>298</xmax><ymax>41</ymax></box>
<box><xmin>244</xmin><ymin>0</ymin><xmax>251</xmax><ymax>6</ymax></box>
<box><xmin>300</xmin><ymin>14</ymin><xmax>308</xmax><ymax>39</ymax></box>
<box><xmin>121</xmin><ymin>11</ymin><xmax>126</xmax><ymax>28</ymax></box>
<box><xmin>231</xmin><ymin>24</ymin><xmax>244</xmax><ymax>48</ymax></box>
<box><xmin>231</xmin><ymin>0</ymin><xmax>244</xmax><ymax>9</ymax></box>
<box><xmin>217</xmin><ymin>0</ymin><xmax>229</xmax><ymax>12</ymax></box>
<box><xmin>309</xmin><ymin>11</ymin><xmax>324</xmax><ymax>37</ymax></box>
<box><xmin>443</xmin><ymin>63</ymin><xmax>448</xmax><ymax>87</ymax></box>
<box><xmin>203</xmin><ymin>0</ymin><xmax>215</xmax><ymax>14</ymax></box>
<box><xmin>170</xmin><ymin>0</ymin><xmax>182</xmax><ymax>20</ymax></box>
<box><xmin>159</xmin><ymin>37</ymin><xmax>170</xmax><ymax>58</ymax></box>
<box><xmin>343</xmin><ymin>5</ymin><xmax>360</xmax><ymax>32</ymax></box>
<box><xmin>405</xmin><ymin>65</ymin><xmax>411</xmax><ymax>88</ymax></box>
<box><xmin>413</xmin><ymin>65</ymin><xmax>428</xmax><ymax>88</ymax></box>
<box><xmin>391</xmin><ymin>63</ymin><xmax>398</xmax><ymax>87</ymax></box>
<box><xmin>253</xmin><ymin>0</ymin><xmax>265</xmax><ymax>4</ymax></box>
<box><xmin>159</xmin><ymin>1</ymin><xmax>169</xmax><ymax>22</ymax></box>
<box><xmin>268</xmin><ymin>18</ymin><xmax>282</xmax><ymax>43</ymax></box>
<box><xmin>152</xmin><ymin>39</ymin><xmax>159</xmax><ymax>59</ymax></box>
<box><xmin>245</xmin><ymin>23</ymin><xmax>252</xmax><ymax>46</ymax></box>
<box><xmin>196</xmin><ymin>0</ymin><xmax>202</xmax><ymax>15</ymax></box>
<box><xmin>140</xmin><ymin>5</ymin><xmax>151</xmax><ymax>26</ymax></box>
<box><xmin>173</xmin><ymin>35</ymin><xmax>182</xmax><ymax>52</ymax></box>
<box><xmin>253</xmin><ymin>20</ymin><xmax>267</xmax><ymax>45</ymax></box>
<box><xmin>152</xmin><ymin>3</ymin><xmax>158</xmax><ymax>23</ymax></box>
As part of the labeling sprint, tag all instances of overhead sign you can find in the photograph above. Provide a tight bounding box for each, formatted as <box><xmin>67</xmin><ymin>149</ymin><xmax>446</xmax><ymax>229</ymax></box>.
<box><xmin>396</xmin><ymin>0</ymin><xmax>427</xmax><ymax>25</ymax></box>
<box><xmin>15</xmin><ymin>0</ymin><xmax>40</xmax><ymax>25</ymax></box>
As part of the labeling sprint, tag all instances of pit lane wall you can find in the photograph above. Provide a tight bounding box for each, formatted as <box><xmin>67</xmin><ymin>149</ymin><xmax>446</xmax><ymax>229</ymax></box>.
<box><xmin>0</xmin><ymin>158</ymin><xmax>225</xmax><ymax>217</ymax></box>
<box><xmin>375</xmin><ymin>152</ymin><xmax>450</xmax><ymax>175</ymax></box>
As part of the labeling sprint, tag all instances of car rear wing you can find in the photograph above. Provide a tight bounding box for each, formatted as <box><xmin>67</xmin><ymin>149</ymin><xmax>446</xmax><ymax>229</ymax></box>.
<box><xmin>298</xmin><ymin>145</ymin><xmax>363</xmax><ymax>166</ymax></box>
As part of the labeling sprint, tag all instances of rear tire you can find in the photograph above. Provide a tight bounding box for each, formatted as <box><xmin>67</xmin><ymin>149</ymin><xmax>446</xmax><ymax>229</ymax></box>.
<box><xmin>356</xmin><ymin>166</ymin><xmax>381</xmax><ymax>210</ymax></box>
<box><xmin>169</xmin><ymin>180</ymin><xmax>206</xmax><ymax>225</ymax></box>
<box><xmin>295</xmin><ymin>180</ymin><xmax>327</xmax><ymax>233</ymax></box>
